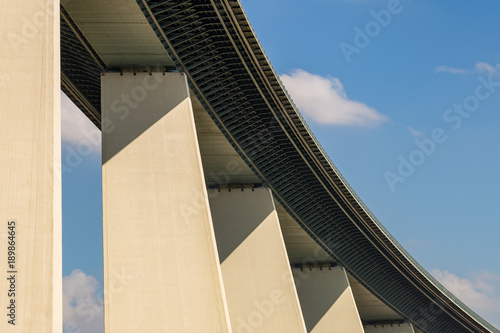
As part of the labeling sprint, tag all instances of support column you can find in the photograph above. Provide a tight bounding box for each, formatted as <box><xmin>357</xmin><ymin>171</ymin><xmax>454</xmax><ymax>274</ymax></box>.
<box><xmin>292</xmin><ymin>266</ymin><xmax>364</xmax><ymax>333</ymax></box>
<box><xmin>208</xmin><ymin>187</ymin><xmax>307</xmax><ymax>333</ymax></box>
<box><xmin>0</xmin><ymin>1</ymin><xmax>61</xmax><ymax>332</ymax></box>
<box><xmin>102</xmin><ymin>72</ymin><xmax>231</xmax><ymax>332</ymax></box>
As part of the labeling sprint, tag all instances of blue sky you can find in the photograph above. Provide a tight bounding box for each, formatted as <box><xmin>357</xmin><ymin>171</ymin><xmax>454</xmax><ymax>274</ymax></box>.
<box><xmin>61</xmin><ymin>0</ymin><xmax>500</xmax><ymax>331</ymax></box>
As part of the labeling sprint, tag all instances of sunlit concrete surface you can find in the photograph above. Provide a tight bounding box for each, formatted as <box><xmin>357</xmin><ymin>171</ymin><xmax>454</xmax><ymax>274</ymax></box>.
<box><xmin>209</xmin><ymin>188</ymin><xmax>307</xmax><ymax>333</ymax></box>
<box><xmin>293</xmin><ymin>266</ymin><xmax>364</xmax><ymax>333</ymax></box>
<box><xmin>0</xmin><ymin>0</ymin><xmax>492</xmax><ymax>331</ymax></box>
<box><xmin>101</xmin><ymin>72</ymin><xmax>231</xmax><ymax>332</ymax></box>
<box><xmin>0</xmin><ymin>1</ymin><xmax>62</xmax><ymax>332</ymax></box>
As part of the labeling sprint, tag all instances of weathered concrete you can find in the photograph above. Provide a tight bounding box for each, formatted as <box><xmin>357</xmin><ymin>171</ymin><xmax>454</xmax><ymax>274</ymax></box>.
<box><xmin>209</xmin><ymin>188</ymin><xmax>307</xmax><ymax>333</ymax></box>
<box><xmin>0</xmin><ymin>1</ymin><xmax>62</xmax><ymax>332</ymax></box>
<box><xmin>292</xmin><ymin>266</ymin><xmax>364</xmax><ymax>333</ymax></box>
<box><xmin>102</xmin><ymin>72</ymin><xmax>231</xmax><ymax>332</ymax></box>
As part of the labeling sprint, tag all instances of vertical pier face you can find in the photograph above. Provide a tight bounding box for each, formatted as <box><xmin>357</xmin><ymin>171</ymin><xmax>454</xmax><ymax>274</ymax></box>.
<box><xmin>208</xmin><ymin>188</ymin><xmax>307</xmax><ymax>333</ymax></box>
<box><xmin>101</xmin><ymin>72</ymin><xmax>231</xmax><ymax>332</ymax></box>
<box><xmin>292</xmin><ymin>266</ymin><xmax>364</xmax><ymax>333</ymax></box>
<box><xmin>0</xmin><ymin>1</ymin><xmax>62</xmax><ymax>332</ymax></box>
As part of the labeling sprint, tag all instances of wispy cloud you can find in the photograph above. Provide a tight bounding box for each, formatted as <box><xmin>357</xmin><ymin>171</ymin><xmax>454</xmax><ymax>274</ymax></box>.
<box><xmin>61</xmin><ymin>91</ymin><xmax>101</xmax><ymax>154</ymax></box>
<box><xmin>435</xmin><ymin>62</ymin><xmax>500</xmax><ymax>75</ymax></box>
<box><xmin>407</xmin><ymin>126</ymin><xmax>424</xmax><ymax>138</ymax></box>
<box><xmin>435</xmin><ymin>66</ymin><xmax>471</xmax><ymax>75</ymax></box>
<box><xmin>432</xmin><ymin>269</ymin><xmax>500</xmax><ymax>329</ymax></box>
<box><xmin>63</xmin><ymin>269</ymin><xmax>104</xmax><ymax>333</ymax></box>
<box><xmin>280</xmin><ymin>69</ymin><xmax>388</xmax><ymax>127</ymax></box>
<box><xmin>475</xmin><ymin>62</ymin><xmax>500</xmax><ymax>74</ymax></box>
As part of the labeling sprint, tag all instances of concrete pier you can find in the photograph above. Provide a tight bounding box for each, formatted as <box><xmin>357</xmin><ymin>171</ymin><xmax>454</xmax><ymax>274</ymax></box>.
<box><xmin>209</xmin><ymin>188</ymin><xmax>307</xmax><ymax>333</ymax></box>
<box><xmin>292</xmin><ymin>266</ymin><xmax>364</xmax><ymax>333</ymax></box>
<box><xmin>0</xmin><ymin>1</ymin><xmax>62</xmax><ymax>332</ymax></box>
<box><xmin>101</xmin><ymin>72</ymin><xmax>231</xmax><ymax>332</ymax></box>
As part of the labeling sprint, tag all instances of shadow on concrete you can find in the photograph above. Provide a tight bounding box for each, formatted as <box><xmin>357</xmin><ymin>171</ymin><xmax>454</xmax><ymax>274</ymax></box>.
<box><xmin>295</xmin><ymin>268</ymin><xmax>349</xmax><ymax>332</ymax></box>
<box><xmin>101</xmin><ymin>72</ymin><xmax>187</xmax><ymax>164</ymax></box>
<box><xmin>208</xmin><ymin>189</ymin><xmax>274</xmax><ymax>263</ymax></box>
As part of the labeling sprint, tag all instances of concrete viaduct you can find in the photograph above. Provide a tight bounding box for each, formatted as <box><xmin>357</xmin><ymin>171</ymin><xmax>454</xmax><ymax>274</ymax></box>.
<box><xmin>0</xmin><ymin>1</ymin><xmax>498</xmax><ymax>332</ymax></box>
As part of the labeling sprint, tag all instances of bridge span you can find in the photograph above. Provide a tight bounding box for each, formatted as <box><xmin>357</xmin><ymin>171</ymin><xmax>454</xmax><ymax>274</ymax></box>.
<box><xmin>0</xmin><ymin>1</ymin><xmax>498</xmax><ymax>332</ymax></box>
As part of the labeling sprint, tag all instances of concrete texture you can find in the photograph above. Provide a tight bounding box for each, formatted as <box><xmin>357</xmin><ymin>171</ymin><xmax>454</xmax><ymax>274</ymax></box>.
<box><xmin>101</xmin><ymin>72</ymin><xmax>231</xmax><ymax>332</ymax></box>
<box><xmin>293</xmin><ymin>266</ymin><xmax>364</xmax><ymax>333</ymax></box>
<box><xmin>209</xmin><ymin>188</ymin><xmax>307</xmax><ymax>333</ymax></box>
<box><xmin>0</xmin><ymin>1</ymin><xmax>62</xmax><ymax>332</ymax></box>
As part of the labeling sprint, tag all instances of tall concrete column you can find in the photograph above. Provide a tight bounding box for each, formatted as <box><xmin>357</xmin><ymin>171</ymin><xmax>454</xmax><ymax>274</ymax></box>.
<box><xmin>101</xmin><ymin>72</ymin><xmax>231</xmax><ymax>332</ymax></box>
<box><xmin>208</xmin><ymin>187</ymin><xmax>307</xmax><ymax>333</ymax></box>
<box><xmin>292</xmin><ymin>266</ymin><xmax>364</xmax><ymax>333</ymax></box>
<box><xmin>0</xmin><ymin>1</ymin><xmax>61</xmax><ymax>332</ymax></box>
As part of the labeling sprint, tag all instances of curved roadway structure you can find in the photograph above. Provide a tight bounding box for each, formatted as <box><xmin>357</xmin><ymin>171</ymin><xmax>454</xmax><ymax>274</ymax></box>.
<box><xmin>60</xmin><ymin>1</ymin><xmax>498</xmax><ymax>332</ymax></box>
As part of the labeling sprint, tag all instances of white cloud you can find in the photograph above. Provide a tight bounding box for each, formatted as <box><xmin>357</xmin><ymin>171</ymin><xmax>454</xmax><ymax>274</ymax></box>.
<box><xmin>280</xmin><ymin>69</ymin><xmax>388</xmax><ymax>127</ymax></box>
<box><xmin>432</xmin><ymin>269</ymin><xmax>500</xmax><ymax>329</ymax></box>
<box><xmin>61</xmin><ymin>91</ymin><xmax>101</xmax><ymax>154</ymax></box>
<box><xmin>407</xmin><ymin>126</ymin><xmax>424</xmax><ymax>138</ymax></box>
<box><xmin>475</xmin><ymin>62</ymin><xmax>500</xmax><ymax>74</ymax></box>
<box><xmin>435</xmin><ymin>66</ymin><xmax>471</xmax><ymax>75</ymax></box>
<box><xmin>435</xmin><ymin>62</ymin><xmax>500</xmax><ymax>75</ymax></box>
<box><xmin>63</xmin><ymin>269</ymin><xmax>104</xmax><ymax>333</ymax></box>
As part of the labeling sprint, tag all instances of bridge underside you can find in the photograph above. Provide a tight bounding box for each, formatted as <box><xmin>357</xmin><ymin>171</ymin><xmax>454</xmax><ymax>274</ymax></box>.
<box><xmin>193</xmin><ymin>91</ymin><xmax>412</xmax><ymax>327</ymax></box>
<box><xmin>58</xmin><ymin>1</ymin><xmax>496</xmax><ymax>332</ymax></box>
<box><xmin>0</xmin><ymin>0</ymin><xmax>495</xmax><ymax>332</ymax></box>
